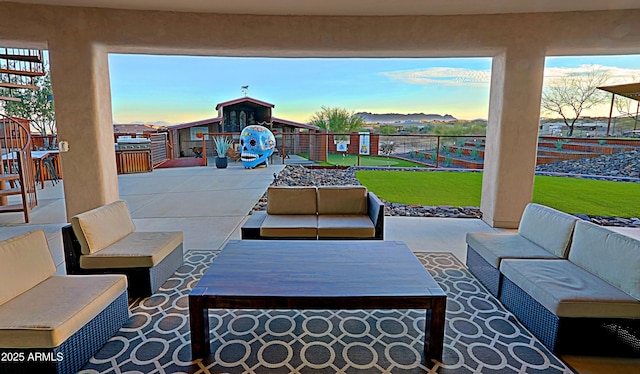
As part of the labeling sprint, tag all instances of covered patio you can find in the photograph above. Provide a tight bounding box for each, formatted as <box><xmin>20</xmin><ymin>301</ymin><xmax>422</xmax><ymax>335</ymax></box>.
<box><xmin>6</xmin><ymin>2</ymin><xmax>640</xmax><ymax>227</ymax></box>
<box><xmin>1</xmin><ymin>165</ymin><xmax>637</xmax><ymax>372</ymax></box>
<box><xmin>1</xmin><ymin>1</ymin><xmax>640</xmax><ymax>372</ymax></box>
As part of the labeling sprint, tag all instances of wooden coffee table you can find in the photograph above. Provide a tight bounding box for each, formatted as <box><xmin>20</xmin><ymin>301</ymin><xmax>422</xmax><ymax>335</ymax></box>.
<box><xmin>189</xmin><ymin>240</ymin><xmax>446</xmax><ymax>361</ymax></box>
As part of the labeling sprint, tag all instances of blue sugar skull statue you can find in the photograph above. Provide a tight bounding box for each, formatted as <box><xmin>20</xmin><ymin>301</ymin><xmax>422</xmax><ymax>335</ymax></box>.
<box><xmin>240</xmin><ymin>125</ymin><xmax>276</xmax><ymax>168</ymax></box>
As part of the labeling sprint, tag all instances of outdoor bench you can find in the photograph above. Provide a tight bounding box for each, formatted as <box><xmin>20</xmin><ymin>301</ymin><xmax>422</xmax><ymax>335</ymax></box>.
<box><xmin>62</xmin><ymin>200</ymin><xmax>183</xmax><ymax>298</ymax></box>
<box><xmin>0</xmin><ymin>230</ymin><xmax>129</xmax><ymax>374</ymax></box>
<box><xmin>241</xmin><ymin>185</ymin><xmax>384</xmax><ymax>240</ymax></box>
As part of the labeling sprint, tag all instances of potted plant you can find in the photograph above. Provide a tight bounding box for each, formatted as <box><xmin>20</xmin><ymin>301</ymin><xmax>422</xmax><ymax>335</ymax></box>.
<box><xmin>213</xmin><ymin>136</ymin><xmax>234</xmax><ymax>168</ymax></box>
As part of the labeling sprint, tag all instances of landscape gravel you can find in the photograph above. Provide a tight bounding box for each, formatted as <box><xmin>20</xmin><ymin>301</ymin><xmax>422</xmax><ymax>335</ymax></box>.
<box><xmin>253</xmin><ymin>150</ymin><xmax>640</xmax><ymax>228</ymax></box>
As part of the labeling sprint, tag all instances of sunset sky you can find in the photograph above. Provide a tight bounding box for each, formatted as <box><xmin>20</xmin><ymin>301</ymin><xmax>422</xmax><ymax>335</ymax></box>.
<box><xmin>108</xmin><ymin>54</ymin><xmax>640</xmax><ymax>125</ymax></box>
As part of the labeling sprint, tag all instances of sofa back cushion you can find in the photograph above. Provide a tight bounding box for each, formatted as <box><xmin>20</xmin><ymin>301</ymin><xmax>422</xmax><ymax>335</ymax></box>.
<box><xmin>71</xmin><ymin>200</ymin><xmax>136</xmax><ymax>255</ymax></box>
<box><xmin>568</xmin><ymin>220</ymin><xmax>640</xmax><ymax>301</ymax></box>
<box><xmin>518</xmin><ymin>203</ymin><xmax>578</xmax><ymax>258</ymax></box>
<box><xmin>317</xmin><ymin>186</ymin><xmax>368</xmax><ymax>215</ymax></box>
<box><xmin>0</xmin><ymin>230</ymin><xmax>56</xmax><ymax>305</ymax></box>
<box><xmin>267</xmin><ymin>186</ymin><xmax>317</xmax><ymax>215</ymax></box>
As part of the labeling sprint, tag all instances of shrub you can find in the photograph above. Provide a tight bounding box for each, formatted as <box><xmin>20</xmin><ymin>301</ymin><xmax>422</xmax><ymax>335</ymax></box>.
<box><xmin>470</xmin><ymin>149</ymin><xmax>479</xmax><ymax>160</ymax></box>
<box><xmin>213</xmin><ymin>136</ymin><xmax>234</xmax><ymax>156</ymax></box>
<box><xmin>554</xmin><ymin>140</ymin><xmax>564</xmax><ymax>150</ymax></box>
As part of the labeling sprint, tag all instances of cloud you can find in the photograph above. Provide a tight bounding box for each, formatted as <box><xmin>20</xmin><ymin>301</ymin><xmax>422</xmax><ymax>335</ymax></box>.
<box><xmin>543</xmin><ymin>64</ymin><xmax>640</xmax><ymax>85</ymax></box>
<box><xmin>382</xmin><ymin>67</ymin><xmax>491</xmax><ymax>87</ymax></box>
<box><xmin>383</xmin><ymin>64</ymin><xmax>640</xmax><ymax>88</ymax></box>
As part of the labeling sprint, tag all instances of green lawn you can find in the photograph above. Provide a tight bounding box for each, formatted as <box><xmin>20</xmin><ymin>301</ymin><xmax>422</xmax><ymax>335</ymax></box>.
<box><xmin>306</xmin><ymin>153</ymin><xmax>427</xmax><ymax>168</ymax></box>
<box><xmin>355</xmin><ymin>170</ymin><xmax>640</xmax><ymax>218</ymax></box>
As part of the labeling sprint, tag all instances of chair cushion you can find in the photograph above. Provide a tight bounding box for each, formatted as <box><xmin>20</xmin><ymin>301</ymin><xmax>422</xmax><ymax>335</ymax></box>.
<box><xmin>568</xmin><ymin>220</ymin><xmax>640</xmax><ymax>301</ymax></box>
<box><xmin>465</xmin><ymin>232</ymin><xmax>560</xmax><ymax>268</ymax></box>
<box><xmin>517</xmin><ymin>203</ymin><xmax>578</xmax><ymax>258</ymax></box>
<box><xmin>0</xmin><ymin>274</ymin><xmax>127</xmax><ymax>348</ymax></box>
<box><xmin>80</xmin><ymin>231</ymin><xmax>183</xmax><ymax>269</ymax></box>
<box><xmin>267</xmin><ymin>187</ymin><xmax>317</xmax><ymax>215</ymax></box>
<box><xmin>0</xmin><ymin>230</ymin><xmax>56</xmax><ymax>306</ymax></box>
<box><xmin>260</xmin><ymin>214</ymin><xmax>317</xmax><ymax>238</ymax></box>
<box><xmin>317</xmin><ymin>186</ymin><xmax>368</xmax><ymax>215</ymax></box>
<box><xmin>71</xmin><ymin>200</ymin><xmax>136</xmax><ymax>255</ymax></box>
<box><xmin>500</xmin><ymin>259</ymin><xmax>640</xmax><ymax>318</ymax></box>
<box><xmin>317</xmin><ymin>215</ymin><xmax>375</xmax><ymax>238</ymax></box>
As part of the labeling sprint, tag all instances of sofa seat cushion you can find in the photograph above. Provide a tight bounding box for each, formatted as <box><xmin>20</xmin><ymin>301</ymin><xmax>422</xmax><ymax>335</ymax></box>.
<box><xmin>71</xmin><ymin>200</ymin><xmax>136</xmax><ymax>255</ymax></box>
<box><xmin>267</xmin><ymin>187</ymin><xmax>317</xmax><ymax>215</ymax></box>
<box><xmin>317</xmin><ymin>215</ymin><xmax>375</xmax><ymax>238</ymax></box>
<box><xmin>260</xmin><ymin>215</ymin><xmax>317</xmax><ymax>238</ymax></box>
<box><xmin>500</xmin><ymin>259</ymin><xmax>640</xmax><ymax>318</ymax></box>
<box><xmin>466</xmin><ymin>232</ymin><xmax>560</xmax><ymax>268</ymax></box>
<box><xmin>80</xmin><ymin>231</ymin><xmax>183</xmax><ymax>269</ymax></box>
<box><xmin>0</xmin><ymin>230</ymin><xmax>56</xmax><ymax>306</ymax></box>
<box><xmin>0</xmin><ymin>274</ymin><xmax>127</xmax><ymax>348</ymax></box>
<box><xmin>317</xmin><ymin>186</ymin><xmax>368</xmax><ymax>215</ymax></box>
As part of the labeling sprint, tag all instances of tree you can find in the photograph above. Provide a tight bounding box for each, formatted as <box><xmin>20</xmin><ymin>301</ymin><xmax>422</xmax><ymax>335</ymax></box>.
<box><xmin>540</xmin><ymin>68</ymin><xmax>609</xmax><ymax>136</ymax></box>
<box><xmin>308</xmin><ymin>106</ymin><xmax>364</xmax><ymax>134</ymax></box>
<box><xmin>378</xmin><ymin>124</ymin><xmax>398</xmax><ymax>135</ymax></box>
<box><xmin>404</xmin><ymin>125</ymin><xmax>420</xmax><ymax>134</ymax></box>
<box><xmin>3</xmin><ymin>69</ymin><xmax>56</xmax><ymax>135</ymax></box>
<box><xmin>614</xmin><ymin>95</ymin><xmax>639</xmax><ymax>132</ymax></box>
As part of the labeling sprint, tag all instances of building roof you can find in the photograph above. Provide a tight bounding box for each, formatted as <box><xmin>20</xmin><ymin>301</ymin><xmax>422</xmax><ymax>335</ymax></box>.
<box><xmin>598</xmin><ymin>82</ymin><xmax>640</xmax><ymax>102</ymax></box>
<box><xmin>167</xmin><ymin>97</ymin><xmax>318</xmax><ymax>131</ymax></box>
<box><xmin>272</xmin><ymin>116</ymin><xmax>319</xmax><ymax>131</ymax></box>
<box><xmin>166</xmin><ymin>117</ymin><xmax>223</xmax><ymax>131</ymax></box>
<box><xmin>215</xmin><ymin>97</ymin><xmax>274</xmax><ymax>110</ymax></box>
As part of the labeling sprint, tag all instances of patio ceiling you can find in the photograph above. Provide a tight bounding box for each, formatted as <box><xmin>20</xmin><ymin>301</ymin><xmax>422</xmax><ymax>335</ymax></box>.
<box><xmin>3</xmin><ymin>0</ymin><xmax>640</xmax><ymax>16</ymax></box>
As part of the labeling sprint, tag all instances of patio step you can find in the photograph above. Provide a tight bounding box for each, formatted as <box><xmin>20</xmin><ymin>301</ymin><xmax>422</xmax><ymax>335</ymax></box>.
<box><xmin>0</xmin><ymin>203</ymin><xmax>26</xmax><ymax>213</ymax></box>
<box><xmin>0</xmin><ymin>173</ymin><xmax>19</xmax><ymax>182</ymax></box>
<box><xmin>0</xmin><ymin>187</ymin><xmax>22</xmax><ymax>197</ymax></box>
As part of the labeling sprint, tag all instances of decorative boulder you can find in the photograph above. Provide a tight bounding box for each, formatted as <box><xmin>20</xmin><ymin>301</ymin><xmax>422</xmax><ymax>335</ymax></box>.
<box><xmin>240</xmin><ymin>125</ymin><xmax>276</xmax><ymax>168</ymax></box>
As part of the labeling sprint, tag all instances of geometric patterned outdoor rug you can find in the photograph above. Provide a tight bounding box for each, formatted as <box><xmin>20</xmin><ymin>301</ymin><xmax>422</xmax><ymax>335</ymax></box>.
<box><xmin>81</xmin><ymin>250</ymin><xmax>575</xmax><ymax>373</ymax></box>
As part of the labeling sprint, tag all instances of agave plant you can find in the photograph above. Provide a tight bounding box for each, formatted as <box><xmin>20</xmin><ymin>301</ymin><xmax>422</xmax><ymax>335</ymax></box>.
<box><xmin>213</xmin><ymin>136</ymin><xmax>234</xmax><ymax>157</ymax></box>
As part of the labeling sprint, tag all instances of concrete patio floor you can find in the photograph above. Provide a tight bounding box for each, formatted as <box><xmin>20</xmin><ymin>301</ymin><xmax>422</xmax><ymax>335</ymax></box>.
<box><xmin>0</xmin><ymin>163</ymin><xmax>638</xmax><ymax>373</ymax></box>
<box><xmin>0</xmin><ymin>163</ymin><xmax>504</xmax><ymax>271</ymax></box>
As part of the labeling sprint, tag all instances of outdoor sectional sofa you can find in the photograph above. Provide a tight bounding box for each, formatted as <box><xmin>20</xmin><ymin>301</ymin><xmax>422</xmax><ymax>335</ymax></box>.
<box><xmin>62</xmin><ymin>200</ymin><xmax>183</xmax><ymax>298</ymax></box>
<box><xmin>466</xmin><ymin>203</ymin><xmax>579</xmax><ymax>297</ymax></box>
<box><xmin>0</xmin><ymin>230</ymin><xmax>129</xmax><ymax>374</ymax></box>
<box><xmin>241</xmin><ymin>185</ymin><xmax>385</xmax><ymax>240</ymax></box>
<box><xmin>466</xmin><ymin>204</ymin><xmax>640</xmax><ymax>355</ymax></box>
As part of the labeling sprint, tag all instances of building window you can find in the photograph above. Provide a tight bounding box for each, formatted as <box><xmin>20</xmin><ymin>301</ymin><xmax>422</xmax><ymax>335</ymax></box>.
<box><xmin>240</xmin><ymin>111</ymin><xmax>246</xmax><ymax>128</ymax></box>
<box><xmin>230</xmin><ymin>111</ymin><xmax>238</xmax><ymax>132</ymax></box>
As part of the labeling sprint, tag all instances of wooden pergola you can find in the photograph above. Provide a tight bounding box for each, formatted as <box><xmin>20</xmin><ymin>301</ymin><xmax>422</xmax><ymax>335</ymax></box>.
<box><xmin>597</xmin><ymin>82</ymin><xmax>640</xmax><ymax>136</ymax></box>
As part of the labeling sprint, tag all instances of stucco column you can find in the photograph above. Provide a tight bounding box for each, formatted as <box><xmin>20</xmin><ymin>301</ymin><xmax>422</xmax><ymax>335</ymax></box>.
<box><xmin>480</xmin><ymin>46</ymin><xmax>546</xmax><ymax>228</ymax></box>
<box><xmin>48</xmin><ymin>40</ymin><xmax>119</xmax><ymax>220</ymax></box>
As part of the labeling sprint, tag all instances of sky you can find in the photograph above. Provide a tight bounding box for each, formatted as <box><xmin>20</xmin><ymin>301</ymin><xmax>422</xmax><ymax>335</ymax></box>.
<box><xmin>108</xmin><ymin>54</ymin><xmax>640</xmax><ymax>125</ymax></box>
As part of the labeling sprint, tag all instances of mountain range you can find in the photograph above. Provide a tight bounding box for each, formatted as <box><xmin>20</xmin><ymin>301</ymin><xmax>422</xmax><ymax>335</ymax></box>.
<box><xmin>129</xmin><ymin>120</ymin><xmax>174</xmax><ymax>127</ymax></box>
<box><xmin>356</xmin><ymin>112</ymin><xmax>458</xmax><ymax>123</ymax></box>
